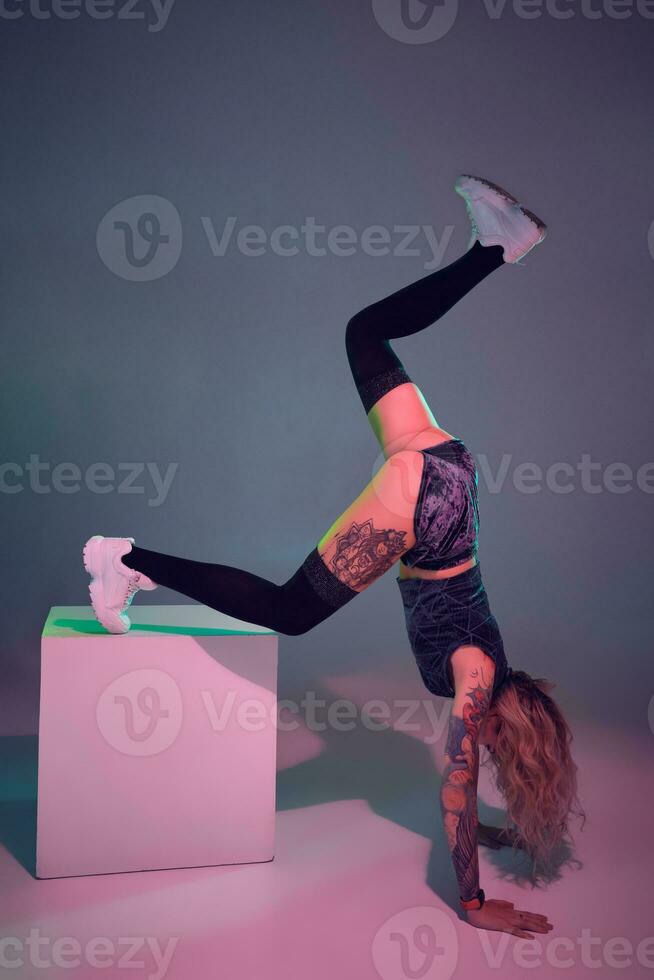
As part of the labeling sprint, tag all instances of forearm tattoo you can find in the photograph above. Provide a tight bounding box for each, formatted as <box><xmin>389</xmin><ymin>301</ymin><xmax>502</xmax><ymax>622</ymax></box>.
<box><xmin>440</xmin><ymin>665</ymin><xmax>493</xmax><ymax>901</ymax></box>
<box><xmin>326</xmin><ymin>519</ymin><xmax>407</xmax><ymax>590</ymax></box>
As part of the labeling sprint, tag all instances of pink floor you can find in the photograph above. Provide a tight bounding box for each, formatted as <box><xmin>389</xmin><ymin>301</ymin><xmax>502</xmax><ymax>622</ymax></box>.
<box><xmin>1</xmin><ymin>671</ymin><xmax>651</xmax><ymax>980</ymax></box>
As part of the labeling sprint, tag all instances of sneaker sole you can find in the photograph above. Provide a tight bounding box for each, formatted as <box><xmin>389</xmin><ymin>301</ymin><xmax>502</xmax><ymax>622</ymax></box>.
<box><xmin>456</xmin><ymin>173</ymin><xmax>547</xmax><ymax>250</ymax></box>
<box><xmin>83</xmin><ymin>535</ymin><xmax>131</xmax><ymax>634</ymax></box>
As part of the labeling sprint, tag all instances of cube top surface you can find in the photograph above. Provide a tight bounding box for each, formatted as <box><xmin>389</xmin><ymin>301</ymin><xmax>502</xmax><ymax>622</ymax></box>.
<box><xmin>43</xmin><ymin>605</ymin><xmax>277</xmax><ymax>638</ymax></box>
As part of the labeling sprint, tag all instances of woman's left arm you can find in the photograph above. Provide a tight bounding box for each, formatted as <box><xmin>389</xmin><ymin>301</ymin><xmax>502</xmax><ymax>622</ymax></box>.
<box><xmin>439</xmin><ymin>648</ymin><xmax>495</xmax><ymax>905</ymax></box>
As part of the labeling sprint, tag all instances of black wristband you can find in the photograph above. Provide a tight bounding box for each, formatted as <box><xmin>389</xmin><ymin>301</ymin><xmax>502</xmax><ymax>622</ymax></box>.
<box><xmin>460</xmin><ymin>887</ymin><xmax>485</xmax><ymax>910</ymax></box>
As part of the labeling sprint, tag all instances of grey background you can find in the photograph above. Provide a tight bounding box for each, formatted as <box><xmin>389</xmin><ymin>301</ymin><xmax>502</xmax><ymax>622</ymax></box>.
<box><xmin>2</xmin><ymin>0</ymin><xmax>653</xmax><ymax>735</ymax></box>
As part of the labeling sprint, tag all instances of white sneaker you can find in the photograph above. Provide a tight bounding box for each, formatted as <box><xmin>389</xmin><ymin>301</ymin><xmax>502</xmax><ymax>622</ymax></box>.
<box><xmin>455</xmin><ymin>174</ymin><xmax>547</xmax><ymax>264</ymax></box>
<box><xmin>82</xmin><ymin>535</ymin><xmax>158</xmax><ymax>634</ymax></box>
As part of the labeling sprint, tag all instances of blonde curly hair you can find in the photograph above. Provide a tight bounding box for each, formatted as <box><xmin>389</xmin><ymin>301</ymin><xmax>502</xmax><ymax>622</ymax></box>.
<box><xmin>485</xmin><ymin>669</ymin><xmax>586</xmax><ymax>880</ymax></box>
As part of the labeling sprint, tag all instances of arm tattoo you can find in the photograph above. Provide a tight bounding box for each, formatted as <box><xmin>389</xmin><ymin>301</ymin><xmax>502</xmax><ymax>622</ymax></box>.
<box><xmin>440</xmin><ymin>665</ymin><xmax>493</xmax><ymax>901</ymax></box>
<box><xmin>327</xmin><ymin>519</ymin><xmax>407</xmax><ymax>590</ymax></box>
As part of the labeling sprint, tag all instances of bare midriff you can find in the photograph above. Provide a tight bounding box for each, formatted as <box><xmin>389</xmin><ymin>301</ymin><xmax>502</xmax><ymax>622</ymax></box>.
<box><xmin>397</xmin><ymin>555</ymin><xmax>478</xmax><ymax>580</ymax></box>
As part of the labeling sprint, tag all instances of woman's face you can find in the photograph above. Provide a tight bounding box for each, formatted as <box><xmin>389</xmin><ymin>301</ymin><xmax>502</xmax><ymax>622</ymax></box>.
<box><xmin>479</xmin><ymin>709</ymin><xmax>502</xmax><ymax>753</ymax></box>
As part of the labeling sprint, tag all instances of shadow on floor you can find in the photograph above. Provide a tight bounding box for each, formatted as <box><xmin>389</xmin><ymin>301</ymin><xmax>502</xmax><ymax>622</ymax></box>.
<box><xmin>0</xmin><ymin>735</ymin><xmax>37</xmax><ymax>877</ymax></box>
<box><xmin>1</xmin><ymin>678</ymin><xmax>578</xmax><ymax>898</ymax></box>
<box><xmin>273</xmin><ymin>678</ymin><xmax>576</xmax><ymax>911</ymax></box>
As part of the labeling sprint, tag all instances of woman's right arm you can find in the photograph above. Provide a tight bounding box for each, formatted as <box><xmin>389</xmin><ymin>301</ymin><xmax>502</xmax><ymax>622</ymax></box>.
<box><xmin>439</xmin><ymin>648</ymin><xmax>492</xmax><ymax>904</ymax></box>
<box><xmin>441</xmin><ymin>648</ymin><xmax>554</xmax><ymax>939</ymax></box>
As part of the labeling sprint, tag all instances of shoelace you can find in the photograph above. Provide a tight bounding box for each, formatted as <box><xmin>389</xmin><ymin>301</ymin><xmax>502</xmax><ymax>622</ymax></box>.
<box><xmin>124</xmin><ymin>573</ymin><xmax>141</xmax><ymax>610</ymax></box>
<box><xmin>464</xmin><ymin>200</ymin><xmax>480</xmax><ymax>242</ymax></box>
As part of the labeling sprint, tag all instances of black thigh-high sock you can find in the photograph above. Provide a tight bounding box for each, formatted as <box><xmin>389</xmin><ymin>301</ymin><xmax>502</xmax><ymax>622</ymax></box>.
<box><xmin>122</xmin><ymin>544</ymin><xmax>357</xmax><ymax>637</ymax></box>
<box><xmin>122</xmin><ymin>243</ymin><xmax>504</xmax><ymax>634</ymax></box>
<box><xmin>345</xmin><ymin>241</ymin><xmax>505</xmax><ymax>413</ymax></box>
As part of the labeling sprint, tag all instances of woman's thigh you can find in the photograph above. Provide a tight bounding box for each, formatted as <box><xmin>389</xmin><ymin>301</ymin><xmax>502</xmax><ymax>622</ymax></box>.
<box><xmin>367</xmin><ymin>382</ymin><xmax>455</xmax><ymax>458</ymax></box>
<box><xmin>315</xmin><ymin>448</ymin><xmax>424</xmax><ymax>593</ymax></box>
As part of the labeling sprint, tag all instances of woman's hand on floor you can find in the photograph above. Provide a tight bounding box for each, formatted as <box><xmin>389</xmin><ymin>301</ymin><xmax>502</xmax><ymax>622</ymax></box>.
<box><xmin>478</xmin><ymin>822</ymin><xmax>522</xmax><ymax>850</ymax></box>
<box><xmin>465</xmin><ymin>899</ymin><xmax>553</xmax><ymax>939</ymax></box>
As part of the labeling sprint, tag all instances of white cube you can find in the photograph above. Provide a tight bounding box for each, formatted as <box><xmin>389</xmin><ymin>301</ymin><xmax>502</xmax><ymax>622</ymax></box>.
<box><xmin>37</xmin><ymin>605</ymin><xmax>278</xmax><ymax>878</ymax></box>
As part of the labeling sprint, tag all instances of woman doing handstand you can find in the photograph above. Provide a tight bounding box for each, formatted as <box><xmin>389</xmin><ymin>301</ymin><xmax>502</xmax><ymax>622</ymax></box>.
<box><xmin>83</xmin><ymin>174</ymin><xmax>584</xmax><ymax>939</ymax></box>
